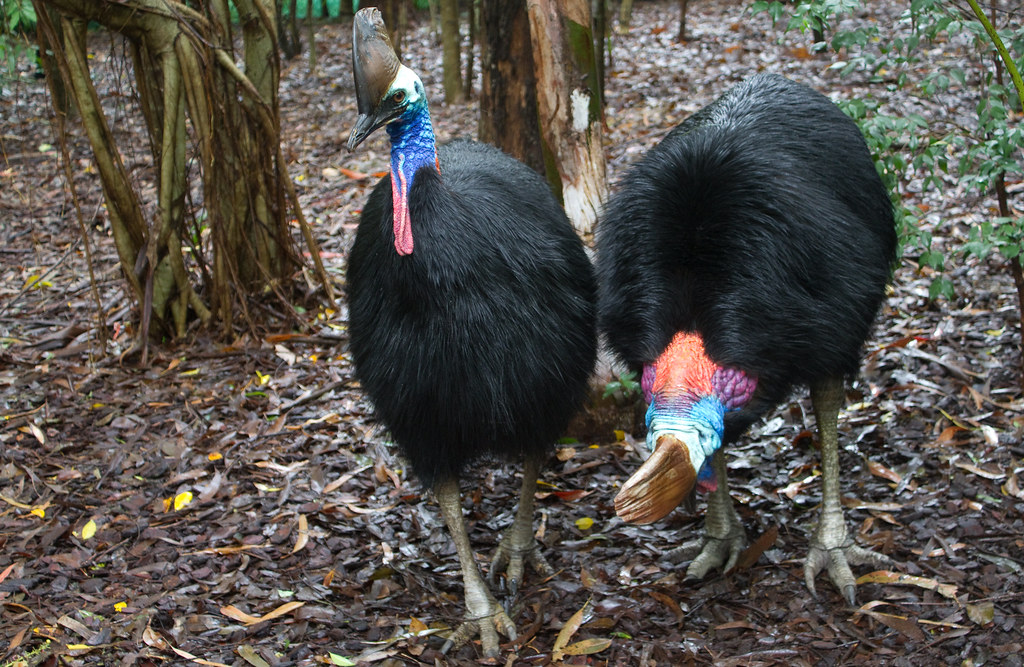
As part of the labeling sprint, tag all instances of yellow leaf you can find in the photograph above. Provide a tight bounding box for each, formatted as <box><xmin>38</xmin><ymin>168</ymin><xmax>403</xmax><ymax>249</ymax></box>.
<box><xmin>560</xmin><ymin>637</ymin><xmax>612</xmax><ymax>656</ymax></box>
<box><xmin>208</xmin><ymin>452</ymin><xmax>223</xmax><ymax>462</ymax></box>
<box><xmin>408</xmin><ymin>617</ymin><xmax>428</xmax><ymax>634</ymax></box>
<box><xmin>114</xmin><ymin>601</ymin><xmax>128</xmax><ymax>612</ymax></box>
<box><xmin>575</xmin><ymin>517</ymin><xmax>595</xmax><ymax>531</ymax></box>
<box><xmin>613</xmin><ymin>429</ymin><xmax>626</xmax><ymax>441</ymax></box>
<box><xmin>174</xmin><ymin>491</ymin><xmax>193</xmax><ymax>511</ymax></box>
<box><xmin>256</xmin><ymin>370</ymin><xmax>270</xmax><ymax>385</ymax></box>
<box><xmin>31</xmin><ymin>508</ymin><xmax>45</xmax><ymax>518</ymax></box>
<box><xmin>78</xmin><ymin>519</ymin><xmax>97</xmax><ymax>540</ymax></box>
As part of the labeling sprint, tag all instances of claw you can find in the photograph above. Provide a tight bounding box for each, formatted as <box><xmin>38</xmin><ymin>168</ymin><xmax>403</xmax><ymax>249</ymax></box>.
<box><xmin>804</xmin><ymin>540</ymin><xmax>892</xmax><ymax>605</ymax></box>
<box><xmin>441</xmin><ymin>605</ymin><xmax>517</xmax><ymax>657</ymax></box>
<box><xmin>490</xmin><ymin>542</ymin><xmax>552</xmax><ymax>599</ymax></box>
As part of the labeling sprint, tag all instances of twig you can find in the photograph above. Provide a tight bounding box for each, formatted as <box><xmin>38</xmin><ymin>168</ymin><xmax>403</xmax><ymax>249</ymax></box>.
<box><xmin>279</xmin><ymin>379</ymin><xmax>348</xmax><ymax>412</ymax></box>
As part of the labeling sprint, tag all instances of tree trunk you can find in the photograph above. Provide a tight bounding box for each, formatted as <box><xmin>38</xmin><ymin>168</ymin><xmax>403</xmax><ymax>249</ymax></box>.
<box><xmin>593</xmin><ymin>0</ymin><xmax>605</xmax><ymax>94</ymax></box>
<box><xmin>464</xmin><ymin>0</ymin><xmax>477</xmax><ymax>97</ymax></box>
<box><xmin>526</xmin><ymin>0</ymin><xmax>607</xmax><ymax>238</ymax></box>
<box><xmin>440</xmin><ymin>0</ymin><xmax>463</xmax><ymax>102</ymax></box>
<box><xmin>278</xmin><ymin>0</ymin><xmax>301</xmax><ymax>58</ymax></box>
<box><xmin>307</xmin><ymin>0</ymin><xmax>318</xmax><ymax>74</ymax></box>
<box><xmin>479</xmin><ymin>0</ymin><xmax>544</xmax><ymax>173</ymax></box>
<box><xmin>36</xmin><ymin>3</ymin><xmax>78</xmax><ymax>117</ymax></box>
<box><xmin>381</xmin><ymin>0</ymin><xmax>407</xmax><ymax>61</ymax></box>
<box><xmin>34</xmin><ymin>0</ymin><xmax>332</xmax><ymax>347</ymax></box>
<box><xmin>677</xmin><ymin>0</ymin><xmax>689</xmax><ymax>42</ymax></box>
<box><xmin>617</xmin><ymin>0</ymin><xmax>632</xmax><ymax>30</ymax></box>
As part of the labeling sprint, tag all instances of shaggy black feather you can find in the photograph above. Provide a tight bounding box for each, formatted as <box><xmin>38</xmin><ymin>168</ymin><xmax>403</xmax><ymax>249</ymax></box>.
<box><xmin>348</xmin><ymin>139</ymin><xmax>598</xmax><ymax>487</ymax></box>
<box><xmin>596</xmin><ymin>74</ymin><xmax>896</xmax><ymax>440</ymax></box>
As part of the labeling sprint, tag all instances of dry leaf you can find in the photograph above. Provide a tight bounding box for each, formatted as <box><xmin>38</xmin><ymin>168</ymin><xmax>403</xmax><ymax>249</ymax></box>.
<box><xmin>558</xmin><ymin>637</ymin><xmax>612</xmax><ymax>657</ymax></box>
<box><xmin>649</xmin><ymin>590</ymin><xmax>684</xmax><ymax>623</ymax></box>
<box><xmin>967</xmin><ymin>601</ymin><xmax>995</xmax><ymax>626</ymax></box>
<box><xmin>237</xmin><ymin>645</ymin><xmax>271</xmax><ymax>667</ymax></box>
<box><xmin>223</xmin><ymin>601</ymin><xmax>305</xmax><ymax>626</ymax></box>
<box><xmin>340</xmin><ymin>167</ymin><xmax>368</xmax><ymax>180</ymax></box>
<box><xmin>293</xmin><ymin>514</ymin><xmax>309</xmax><ymax>553</ymax></box>
<box><xmin>854</xmin><ymin>601</ymin><xmax>925</xmax><ymax>641</ymax></box>
<box><xmin>866</xmin><ymin>459</ymin><xmax>902</xmax><ymax>483</ymax></box>
<box><xmin>552</xmin><ymin>597</ymin><xmax>594</xmax><ymax>660</ymax></box>
<box><xmin>856</xmin><ymin>570</ymin><xmax>958</xmax><ymax>599</ymax></box>
<box><xmin>733</xmin><ymin>525</ymin><xmax>778</xmax><ymax>571</ymax></box>
<box><xmin>142</xmin><ymin>624</ymin><xmax>170</xmax><ymax>650</ymax></box>
<box><xmin>221</xmin><ymin>605</ymin><xmax>263</xmax><ymax>625</ymax></box>
<box><xmin>953</xmin><ymin>459</ymin><xmax>1005</xmax><ymax>481</ymax></box>
<box><xmin>1003</xmin><ymin>472</ymin><xmax>1024</xmax><ymax>499</ymax></box>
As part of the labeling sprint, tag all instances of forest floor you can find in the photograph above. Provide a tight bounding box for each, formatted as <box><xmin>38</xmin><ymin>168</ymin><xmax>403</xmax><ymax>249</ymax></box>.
<box><xmin>2</xmin><ymin>0</ymin><xmax>1024</xmax><ymax>665</ymax></box>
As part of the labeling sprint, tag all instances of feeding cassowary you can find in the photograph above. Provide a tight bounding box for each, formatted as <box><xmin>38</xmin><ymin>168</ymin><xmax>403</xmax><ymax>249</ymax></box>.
<box><xmin>597</xmin><ymin>73</ymin><xmax>897</xmax><ymax>604</ymax></box>
<box><xmin>344</xmin><ymin>8</ymin><xmax>597</xmax><ymax>656</ymax></box>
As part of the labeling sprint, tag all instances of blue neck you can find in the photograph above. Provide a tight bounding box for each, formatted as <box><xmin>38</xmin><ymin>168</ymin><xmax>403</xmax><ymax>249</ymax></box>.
<box><xmin>645</xmin><ymin>394</ymin><xmax>725</xmax><ymax>440</ymax></box>
<box><xmin>386</xmin><ymin>102</ymin><xmax>438</xmax><ymax>184</ymax></box>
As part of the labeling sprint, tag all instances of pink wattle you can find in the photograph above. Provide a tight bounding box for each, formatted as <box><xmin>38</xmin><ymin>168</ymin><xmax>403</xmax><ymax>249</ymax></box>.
<box><xmin>391</xmin><ymin>168</ymin><xmax>414</xmax><ymax>255</ymax></box>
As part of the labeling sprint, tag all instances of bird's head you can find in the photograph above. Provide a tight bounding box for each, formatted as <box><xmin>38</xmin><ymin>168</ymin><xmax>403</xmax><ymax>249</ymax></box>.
<box><xmin>347</xmin><ymin>8</ymin><xmax>427</xmax><ymax>151</ymax></box>
<box><xmin>615</xmin><ymin>332</ymin><xmax>756</xmax><ymax>524</ymax></box>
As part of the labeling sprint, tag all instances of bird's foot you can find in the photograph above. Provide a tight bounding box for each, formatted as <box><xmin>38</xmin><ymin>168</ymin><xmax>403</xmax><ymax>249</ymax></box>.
<box><xmin>441</xmin><ymin>596</ymin><xmax>517</xmax><ymax>658</ymax></box>
<box><xmin>489</xmin><ymin>538</ymin><xmax>553</xmax><ymax>597</ymax></box>
<box><xmin>667</xmin><ymin>475</ymin><xmax>746</xmax><ymax>580</ymax></box>
<box><xmin>804</xmin><ymin>538</ymin><xmax>892</xmax><ymax>606</ymax></box>
<box><xmin>667</xmin><ymin>526</ymin><xmax>746</xmax><ymax>580</ymax></box>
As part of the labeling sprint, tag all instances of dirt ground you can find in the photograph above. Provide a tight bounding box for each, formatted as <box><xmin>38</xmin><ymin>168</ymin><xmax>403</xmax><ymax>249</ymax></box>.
<box><xmin>2</xmin><ymin>1</ymin><xmax>1023</xmax><ymax>665</ymax></box>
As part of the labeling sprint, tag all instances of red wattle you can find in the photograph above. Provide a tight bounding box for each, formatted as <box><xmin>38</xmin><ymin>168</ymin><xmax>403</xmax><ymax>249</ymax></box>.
<box><xmin>391</xmin><ymin>168</ymin><xmax>414</xmax><ymax>255</ymax></box>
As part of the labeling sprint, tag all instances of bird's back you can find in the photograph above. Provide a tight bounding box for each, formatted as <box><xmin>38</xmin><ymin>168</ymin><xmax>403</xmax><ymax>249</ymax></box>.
<box><xmin>597</xmin><ymin>74</ymin><xmax>896</xmax><ymax>424</ymax></box>
<box><xmin>348</xmin><ymin>139</ymin><xmax>597</xmax><ymax>486</ymax></box>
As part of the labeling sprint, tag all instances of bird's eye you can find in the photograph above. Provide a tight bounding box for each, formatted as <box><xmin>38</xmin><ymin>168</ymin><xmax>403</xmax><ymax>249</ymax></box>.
<box><xmin>392</xmin><ymin>91</ymin><xmax>406</xmax><ymax>104</ymax></box>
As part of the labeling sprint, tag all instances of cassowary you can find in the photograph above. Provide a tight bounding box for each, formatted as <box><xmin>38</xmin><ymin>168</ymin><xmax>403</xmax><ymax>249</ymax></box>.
<box><xmin>596</xmin><ymin>73</ymin><xmax>897</xmax><ymax>604</ymax></box>
<box><xmin>344</xmin><ymin>9</ymin><xmax>596</xmax><ymax>656</ymax></box>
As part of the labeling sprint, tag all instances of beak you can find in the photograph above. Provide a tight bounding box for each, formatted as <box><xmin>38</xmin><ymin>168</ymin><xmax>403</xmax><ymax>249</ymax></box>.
<box><xmin>346</xmin><ymin>113</ymin><xmax>385</xmax><ymax>151</ymax></box>
<box><xmin>348</xmin><ymin>7</ymin><xmax>401</xmax><ymax>151</ymax></box>
<box><xmin>615</xmin><ymin>433</ymin><xmax>698</xmax><ymax>524</ymax></box>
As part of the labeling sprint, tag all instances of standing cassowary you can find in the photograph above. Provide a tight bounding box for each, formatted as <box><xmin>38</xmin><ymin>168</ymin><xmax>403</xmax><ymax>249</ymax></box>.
<box><xmin>597</xmin><ymin>74</ymin><xmax>897</xmax><ymax>604</ymax></box>
<box><xmin>344</xmin><ymin>9</ymin><xmax>597</xmax><ymax>656</ymax></box>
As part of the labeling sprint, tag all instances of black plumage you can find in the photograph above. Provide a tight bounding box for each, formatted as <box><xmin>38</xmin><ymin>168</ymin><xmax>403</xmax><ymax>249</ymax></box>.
<box><xmin>349</xmin><ymin>139</ymin><xmax>597</xmax><ymax>487</ymax></box>
<box><xmin>597</xmin><ymin>73</ymin><xmax>897</xmax><ymax>602</ymax></box>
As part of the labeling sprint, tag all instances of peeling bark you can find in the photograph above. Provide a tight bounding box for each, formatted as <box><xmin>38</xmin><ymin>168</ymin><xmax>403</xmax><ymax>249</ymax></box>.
<box><xmin>526</xmin><ymin>0</ymin><xmax>607</xmax><ymax>239</ymax></box>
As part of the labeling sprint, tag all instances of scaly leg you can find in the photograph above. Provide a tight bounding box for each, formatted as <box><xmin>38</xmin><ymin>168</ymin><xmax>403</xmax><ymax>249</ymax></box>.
<box><xmin>435</xmin><ymin>478</ymin><xmax>516</xmax><ymax>657</ymax></box>
<box><xmin>805</xmin><ymin>377</ymin><xmax>891</xmax><ymax>605</ymax></box>
<box><xmin>666</xmin><ymin>450</ymin><xmax>746</xmax><ymax>577</ymax></box>
<box><xmin>489</xmin><ymin>455</ymin><xmax>554</xmax><ymax>596</ymax></box>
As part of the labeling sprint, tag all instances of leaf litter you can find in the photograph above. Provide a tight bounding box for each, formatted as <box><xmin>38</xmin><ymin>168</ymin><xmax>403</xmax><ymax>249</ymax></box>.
<box><xmin>2</xmin><ymin>0</ymin><xmax>1024</xmax><ymax>665</ymax></box>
